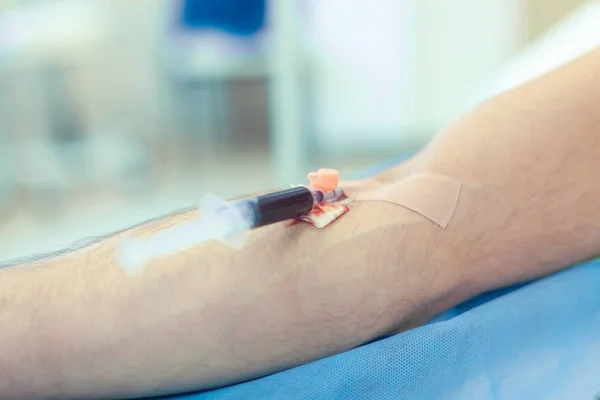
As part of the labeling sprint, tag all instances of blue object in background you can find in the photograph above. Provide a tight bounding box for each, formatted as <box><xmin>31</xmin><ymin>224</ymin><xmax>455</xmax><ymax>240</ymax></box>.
<box><xmin>179</xmin><ymin>0</ymin><xmax>266</xmax><ymax>36</ymax></box>
<box><xmin>154</xmin><ymin>157</ymin><xmax>600</xmax><ymax>399</ymax></box>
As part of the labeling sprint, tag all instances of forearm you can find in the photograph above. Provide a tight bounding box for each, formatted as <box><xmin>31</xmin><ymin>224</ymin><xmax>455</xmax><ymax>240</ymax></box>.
<box><xmin>342</xmin><ymin>48</ymin><xmax>600</xmax><ymax>313</ymax></box>
<box><xmin>0</xmin><ymin>202</ymin><xmax>458</xmax><ymax>399</ymax></box>
<box><xmin>419</xmin><ymin>48</ymin><xmax>600</xmax><ymax>289</ymax></box>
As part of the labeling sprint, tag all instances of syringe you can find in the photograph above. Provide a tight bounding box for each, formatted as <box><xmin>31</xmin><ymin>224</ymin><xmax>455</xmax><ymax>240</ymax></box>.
<box><xmin>119</xmin><ymin>186</ymin><xmax>343</xmax><ymax>272</ymax></box>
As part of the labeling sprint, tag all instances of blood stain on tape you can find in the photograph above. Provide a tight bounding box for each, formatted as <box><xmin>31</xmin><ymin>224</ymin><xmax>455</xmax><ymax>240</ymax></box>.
<box><xmin>286</xmin><ymin>202</ymin><xmax>349</xmax><ymax>229</ymax></box>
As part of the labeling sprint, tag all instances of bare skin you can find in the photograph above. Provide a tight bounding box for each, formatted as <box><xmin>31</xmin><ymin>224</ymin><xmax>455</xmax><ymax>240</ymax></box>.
<box><xmin>1</xmin><ymin>48</ymin><xmax>599</xmax><ymax>399</ymax></box>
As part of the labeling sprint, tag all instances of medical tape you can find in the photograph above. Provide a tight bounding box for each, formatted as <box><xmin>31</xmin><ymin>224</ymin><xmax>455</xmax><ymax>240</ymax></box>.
<box><xmin>346</xmin><ymin>172</ymin><xmax>461</xmax><ymax>228</ymax></box>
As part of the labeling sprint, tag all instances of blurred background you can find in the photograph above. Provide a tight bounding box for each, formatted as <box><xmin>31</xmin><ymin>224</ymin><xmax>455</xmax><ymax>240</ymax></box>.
<box><xmin>0</xmin><ymin>0</ymin><xmax>598</xmax><ymax>261</ymax></box>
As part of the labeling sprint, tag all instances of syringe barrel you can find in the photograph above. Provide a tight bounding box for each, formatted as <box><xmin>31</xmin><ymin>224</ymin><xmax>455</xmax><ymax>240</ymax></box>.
<box><xmin>313</xmin><ymin>188</ymin><xmax>343</xmax><ymax>203</ymax></box>
<box><xmin>241</xmin><ymin>186</ymin><xmax>314</xmax><ymax>228</ymax></box>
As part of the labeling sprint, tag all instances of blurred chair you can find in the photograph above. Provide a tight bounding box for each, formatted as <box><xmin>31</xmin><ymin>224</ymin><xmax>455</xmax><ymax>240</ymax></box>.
<box><xmin>164</xmin><ymin>0</ymin><xmax>266</xmax><ymax>152</ymax></box>
<box><xmin>164</xmin><ymin>0</ymin><xmax>309</xmax><ymax>184</ymax></box>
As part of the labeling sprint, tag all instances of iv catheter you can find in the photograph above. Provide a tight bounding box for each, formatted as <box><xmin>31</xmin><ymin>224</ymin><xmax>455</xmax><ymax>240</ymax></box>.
<box><xmin>119</xmin><ymin>186</ymin><xmax>344</xmax><ymax>272</ymax></box>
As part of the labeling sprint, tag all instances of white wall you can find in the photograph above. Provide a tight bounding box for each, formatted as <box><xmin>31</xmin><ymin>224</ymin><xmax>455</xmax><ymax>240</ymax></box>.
<box><xmin>307</xmin><ymin>0</ymin><xmax>420</xmax><ymax>151</ymax></box>
<box><xmin>307</xmin><ymin>0</ymin><xmax>527</xmax><ymax>153</ymax></box>
<box><xmin>483</xmin><ymin>0</ymin><xmax>600</xmax><ymax>98</ymax></box>
<box><xmin>418</xmin><ymin>0</ymin><xmax>526</xmax><ymax>126</ymax></box>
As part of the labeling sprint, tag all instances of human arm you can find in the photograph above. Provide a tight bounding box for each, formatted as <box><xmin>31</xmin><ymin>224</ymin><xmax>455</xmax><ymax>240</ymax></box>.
<box><xmin>417</xmin><ymin>46</ymin><xmax>600</xmax><ymax>290</ymax></box>
<box><xmin>353</xmin><ymin>47</ymin><xmax>600</xmax><ymax>292</ymax></box>
<box><xmin>340</xmin><ymin>47</ymin><xmax>600</xmax><ymax>294</ymax></box>
<box><xmin>0</xmin><ymin>201</ymin><xmax>449</xmax><ymax>399</ymax></box>
<box><xmin>2</xmin><ymin>48</ymin><xmax>600</xmax><ymax>399</ymax></box>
